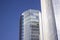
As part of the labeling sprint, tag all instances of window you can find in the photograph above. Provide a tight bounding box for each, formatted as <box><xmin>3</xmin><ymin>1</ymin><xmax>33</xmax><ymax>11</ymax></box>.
<box><xmin>31</xmin><ymin>38</ymin><xmax>39</xmax><ymax>40</ymax></box>
<box><xmin>36</xmin><ymin>16</ymin><xmax>39</xmax><ymax>20</ymax></box>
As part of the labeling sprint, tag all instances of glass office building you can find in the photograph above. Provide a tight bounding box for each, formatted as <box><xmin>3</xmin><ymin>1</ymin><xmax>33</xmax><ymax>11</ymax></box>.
<box><xmin>20</xmin><ymin>9</ymin><xmax>41</xmax><ymax>40</ymax></box>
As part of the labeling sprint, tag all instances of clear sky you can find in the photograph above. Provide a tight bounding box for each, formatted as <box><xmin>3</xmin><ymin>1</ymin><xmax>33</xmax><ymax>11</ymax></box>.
<box><xmin>0</xmin><ymin>0</ymin><xmax>41</xmax><ymax>40</ymax></box>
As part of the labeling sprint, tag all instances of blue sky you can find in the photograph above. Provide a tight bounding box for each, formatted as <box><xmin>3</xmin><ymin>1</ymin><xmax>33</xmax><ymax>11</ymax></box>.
<box><xmin>0</xmin><ymin>0</ymin><xmax>41</xmax><ymax>40</ymax></box>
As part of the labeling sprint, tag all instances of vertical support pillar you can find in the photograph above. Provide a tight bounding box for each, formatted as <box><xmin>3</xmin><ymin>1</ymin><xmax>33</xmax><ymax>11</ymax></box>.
<box><xmin>40</xmin><ymin>0</ymin><xmax>58</xmax><ymax>40</ymax></box>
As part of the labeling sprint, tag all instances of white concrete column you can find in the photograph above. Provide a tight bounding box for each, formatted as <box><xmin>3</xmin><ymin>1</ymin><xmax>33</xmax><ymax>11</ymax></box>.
<box><xmin>39</xmin><ymin>12</ymin><xmax>43</xmax><ymax>40</ymax></box>
<box><xmin>41</xmin><ymin>0</ymin><xmax>58</xmax><ymax>40</ymax></box>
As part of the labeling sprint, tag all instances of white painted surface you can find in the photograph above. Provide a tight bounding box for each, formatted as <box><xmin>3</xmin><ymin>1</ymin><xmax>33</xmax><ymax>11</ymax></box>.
<box><xmin>41</xmin><ymin>0</ymin><xmax>58</xmax><ymax>40</ymax></box>
<box><xmin>52</xmin><ymin>0</ymin><xmax>60</xmax><ymax>40</ymax></box>
<box><xmin>39</xmin><ymin>12</ymin><xmax>43</xmax><ymax>40</ymax></box>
